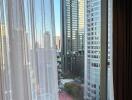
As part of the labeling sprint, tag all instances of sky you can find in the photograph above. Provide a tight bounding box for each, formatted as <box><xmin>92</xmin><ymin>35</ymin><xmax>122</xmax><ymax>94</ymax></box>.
<box><xmin>54</xmin><ymin>0</ymin><xmax>60</xmax><ymax>36</ymax></box>
<box><xmin>24</xmin><ymin>0</ymin><xmax>60</xmax><ymax>36</ymax></box>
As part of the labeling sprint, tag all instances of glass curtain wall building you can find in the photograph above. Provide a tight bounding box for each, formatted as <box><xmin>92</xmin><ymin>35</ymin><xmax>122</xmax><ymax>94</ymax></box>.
<box><xmin>61</xmin><ymin>0</ymin><xmax>79</xmax><ymax>74</ymax></box>
<box><xmin>84</xmin><ymin>0</ymin><xmax>101</xmax><ymax>99</ymax></box>
<box><xmin>84</xmin><ymin>0</ymin><xmax>112</xmax><ymax>100</ymax></box>
<box><xmin>61</xmin><ymin>0</ymin><xmax>84</xmax><ymax>76</ymax></box>
<box><xmin>0</xmin><ymin>0</ymin><xmax>58</xmax><ymax>100</ymax></box>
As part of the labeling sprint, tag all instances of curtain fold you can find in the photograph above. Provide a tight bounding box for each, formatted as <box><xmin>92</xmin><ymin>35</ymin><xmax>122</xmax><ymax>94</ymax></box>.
<box><xmin>113</xmin><ymin>0</ymin><xmax>132</xmax><ymax>99</ymax></box>
<box><xmin>0</xmin><ymin>0</ymin><xmax>58</xmax><ymax>100</ymax></box>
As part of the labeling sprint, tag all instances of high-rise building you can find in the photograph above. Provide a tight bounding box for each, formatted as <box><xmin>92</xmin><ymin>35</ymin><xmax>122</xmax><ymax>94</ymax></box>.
<box><xmin>56</xmin><ymin>36</ymin><xmax>61</xmax><ymax>51</ymax></box>
<box><xmin>29</xmin><ymin>32</ymin><xmax>58</xmax><ymax>100</ymax></box>
<box><xmin>84</xmin><ymin>0</ymin><xmax>101</xmax><ymax>99</ymax></box>
<box><xmin>78</xmin><ymin>0</ymin><xmax>85</xmax><ymax>51</ymax></box>
<box><xmin>61</xmin><ymin>0</ymin><xmax>84</xmax><ymax>76</ymax></box>
<box><xmin>84</xmin><ymin>0</ymin><xmax>112</xmax><ymax>100</ymax></box>
<box><xmin>61</xmin><ymin>0</ymin><xmax>79</xmax><ymax>57</ymax></box>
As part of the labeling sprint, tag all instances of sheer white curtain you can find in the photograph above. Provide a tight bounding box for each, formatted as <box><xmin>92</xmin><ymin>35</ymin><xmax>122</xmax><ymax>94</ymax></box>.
<box><xmin>0</xmin><ymin>0</ymin><xmax>58</xmax><ymax>100</ymax></box>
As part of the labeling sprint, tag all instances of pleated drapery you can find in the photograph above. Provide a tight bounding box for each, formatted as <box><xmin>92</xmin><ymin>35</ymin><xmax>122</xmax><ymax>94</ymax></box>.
<box><xmin>113</xmin><ymin>0</ymin><xmax>132</xmax><ymax>99</ymax></box>
<box><xmin>0</xmin><ymin>0</ymin><xmax>58</xmax><ymax>100</ymax></box>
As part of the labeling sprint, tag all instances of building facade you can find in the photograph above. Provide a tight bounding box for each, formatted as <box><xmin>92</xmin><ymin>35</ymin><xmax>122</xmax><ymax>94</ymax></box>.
<box><xmin>84</xmin><ymin>0</ymin><xmax>101</xmax><ymax>99</ymax></box>
<box><xmin>56</xmin><ymin>36</ymin><xmax>61</xmax><ymax>51</ymax></box>
<box><xmin>61</xmin><ymin>0</ymin><xmax>85</xmax><ymax>76</ymax></box>
<box><xmin>84</xmin><ymin>0</ymin><xmax>112</xmax><ymax>99</ymax></box>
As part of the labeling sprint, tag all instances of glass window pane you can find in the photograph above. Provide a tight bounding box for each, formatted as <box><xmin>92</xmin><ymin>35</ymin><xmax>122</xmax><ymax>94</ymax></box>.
<box><xmin>0</xmin><ymin>0</ymin><xmax>58</xmax><ymax>100</ymax></box>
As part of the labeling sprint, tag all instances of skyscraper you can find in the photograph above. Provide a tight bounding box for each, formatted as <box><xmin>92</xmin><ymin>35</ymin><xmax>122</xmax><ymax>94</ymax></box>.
<box><xmin>84</xmin><ymin>0</ymin><xmax>112</xmax><ymax>100</ymax></box>
<box><xmin>61</xmin><ymin>0</ymin><xmax>84</xmax><ymax>76</ymax></box>
<box><xmin>84</xmin><ymin>0</ymin><xmax>101</xmax><ymax>99</ymax></box>
<box><xmin>56</xmin><ymin>36</ymin><xmax>61</xmax><ymax>51</ymax></box>
<box><xmin>30</xmin><ymin>32</ymin><xmax>58</xmax><ymax>100</ymax></box>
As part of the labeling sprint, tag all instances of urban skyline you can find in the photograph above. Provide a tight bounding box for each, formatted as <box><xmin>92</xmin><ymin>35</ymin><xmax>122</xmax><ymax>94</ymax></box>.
<box><xmin>0</xmin><ymin>0</ymin><xmax>113</xmax><ymax>100</ymax></box>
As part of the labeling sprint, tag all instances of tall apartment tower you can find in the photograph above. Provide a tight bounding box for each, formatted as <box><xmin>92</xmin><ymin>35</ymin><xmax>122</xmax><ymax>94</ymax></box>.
<box><xmin>84</xmin><ymin>0</ymin><xmax>101</xmax><ymax>99</ymax></box>
<box><xmin>61</xmin><ymin>0</ymin><xmax>84</xmax><ymax>76</ymax></box>
<box><xmin>84</xmin><ymin>0</ymin><xmax>112</xmax><ymax>100</ymax></box>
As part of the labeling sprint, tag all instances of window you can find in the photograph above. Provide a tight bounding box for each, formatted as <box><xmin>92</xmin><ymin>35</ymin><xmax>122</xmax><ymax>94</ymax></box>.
<box><xmin>0</xmin><ymin>0</ymin><xmax>114</xmax><ymax>100</ymax></box>
<box><xmin>0</xmin><ymin>0</ymin><xmax>58</xmax><ymax>100</ymax></box>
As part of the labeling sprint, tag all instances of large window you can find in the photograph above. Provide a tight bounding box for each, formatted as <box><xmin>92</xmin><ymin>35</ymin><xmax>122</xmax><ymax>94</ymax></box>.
<box><xmin>0</xmin><ymin>0</ymin><xmax>114</xmax><ymax>100</ymax></box>
<box><xmin>0</xmin><ymin>0</ymin><xmax>58</xmax><ymax>100</ymax></box>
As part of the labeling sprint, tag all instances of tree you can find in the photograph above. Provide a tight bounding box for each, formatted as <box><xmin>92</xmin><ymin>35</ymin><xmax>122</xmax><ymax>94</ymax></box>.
<box><xmin>64</xmin><ymin>83</ymin><xmax>83</xmax><ymax>100</ymax></box>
